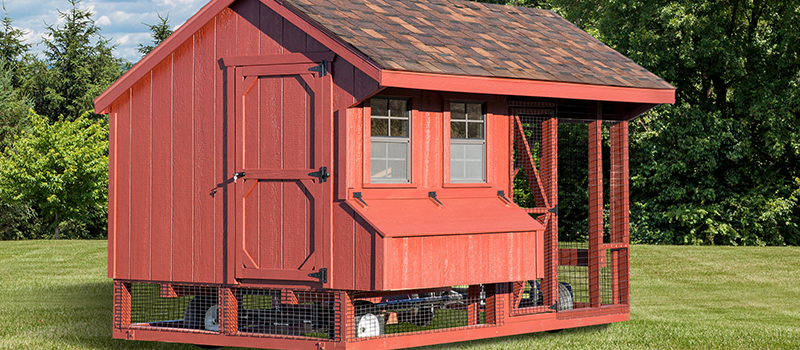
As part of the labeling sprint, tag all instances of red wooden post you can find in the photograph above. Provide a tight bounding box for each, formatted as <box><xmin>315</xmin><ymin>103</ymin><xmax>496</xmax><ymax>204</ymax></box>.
<box><xmin>541</xmin><ymin>116</ymin><xmax>559</xmax><ymax>307</ymax></box>
<box><xmin>467</xmin><ymin>285</ymin><xmax>481</xmax><ymax>325</ymax></box>
<box><xmin>610</xmin><ymin>122</ymin><xmax>630</xmax><ymax>305</ymax></box>
<box><xmin>115</xmin><ymin>281</ymin><xmax>132</xmax><ymax>329</ymax></box>
<box><xmin>221</xmin><ymin>287</ymin><xmax>238</xmax><ymax>334</ymax></box>
<box><xmin>588</xmin><ymin>119</ymin><xmax>603</xmax><ymax>308</ymax></box>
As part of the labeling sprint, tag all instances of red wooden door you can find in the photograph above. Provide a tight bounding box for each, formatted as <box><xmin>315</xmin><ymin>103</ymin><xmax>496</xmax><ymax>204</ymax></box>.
<box><xmin>233</xmin><ymin>62</ymin><xmax>329</xmax><ymax>283</ymax></box>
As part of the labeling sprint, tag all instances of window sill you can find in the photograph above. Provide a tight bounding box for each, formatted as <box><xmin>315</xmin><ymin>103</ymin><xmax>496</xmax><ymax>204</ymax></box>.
<box><xmin>362</xmin><ymin>183</ymin><xmax>418</xmax><ymax>189</ymax></box>
<box><xmin>442</xmin><ymin>182</ymin><xmax>493</xmax><ymax>188</ymax></box>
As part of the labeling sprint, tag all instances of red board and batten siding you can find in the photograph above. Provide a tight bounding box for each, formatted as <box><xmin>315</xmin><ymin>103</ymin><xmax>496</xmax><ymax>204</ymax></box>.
<box><xmin>107</xmin><ymin>0</ymin><xmax>380</xmax><ymax>284</ymax></box>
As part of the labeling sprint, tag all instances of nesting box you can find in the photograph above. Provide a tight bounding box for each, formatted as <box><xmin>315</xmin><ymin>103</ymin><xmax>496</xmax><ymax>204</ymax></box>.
<box><xmin>95</xmin><ymin>0</ymin><xmax>674</xmax><ymax>348</ymax></box>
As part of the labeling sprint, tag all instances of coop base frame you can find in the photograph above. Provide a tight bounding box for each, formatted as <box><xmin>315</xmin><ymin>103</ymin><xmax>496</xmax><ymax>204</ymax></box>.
<box><xmin>113</xmin><ymin>281</ymin><xmax>629</xmax><ymax>350</ymax></box>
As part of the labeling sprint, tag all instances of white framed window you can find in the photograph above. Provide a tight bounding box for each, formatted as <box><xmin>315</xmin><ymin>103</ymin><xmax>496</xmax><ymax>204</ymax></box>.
<box><xmin>370</xmin><ymin>97</ymin><xmax>410</xmax><ymax>183</ymax></box>
<box><xmin>450</xmin><ymin>102</ymin><xmax>485</xmax><ymax>183</ymax></box>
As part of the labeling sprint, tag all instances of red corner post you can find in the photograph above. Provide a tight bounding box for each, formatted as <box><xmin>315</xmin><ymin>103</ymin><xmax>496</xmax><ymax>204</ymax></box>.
<box><xmin>588</xmin><ymin>120</ymin><xmax>603</xmax><ymax>308</ymax></box>
<box><xmin>610</xmin><ymin>122</ymin><xmax>630</xmax><ymax>305</ymax></box>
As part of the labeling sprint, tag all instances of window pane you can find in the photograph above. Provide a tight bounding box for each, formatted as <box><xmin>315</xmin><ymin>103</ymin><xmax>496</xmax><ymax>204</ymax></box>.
<box><xmin>389</xmin><ymin>99</ymin><xmax>407</xmax><ymax>118</ymax></box>
<box><xmin>371</xmin><ymin>118</ymin><xmax>388</xmax><ymax>136</ymax></box>
<box><xmin>467</xmin><ymin>103</ymin><xmax>483</xmax><ymax>120</ymax></box>
<box><xmin>371</xmin><ymin>159</ymin><xmax>387</xmax><ymax>178</ymax></box>
<box><xmin>450</xmin><ymin>158</ymin><xmax>465</xmax><ymax>180</ymax></box>
<box><xmin>450</xmin><ymin>142</ymin><xmax>484</xmax><ymax>182</ymax></box>
<box><xmin>463</xmin><ymin>143</ymin><xmax>483</xmax><ymax>161</ymax></box>
<box><xmin>371</xmin><ymin>141</ymin><xmax>387</xmax><ymax>159</ymax></box>
<box><xmin>371</xmin><ymin>98</ymin><xmax>388</xmax><ymax>117</ymax></box>
<box><xmin>387</xmin><ymin>160</ymin><xmax>407</xmax><ymax>179</ymax></box>
<box><xmin>465</xmin><ymin>160</ymin><xmax>484</xmax><ymax>179</ymax></box>
<box><xmin>451</xmin><ymin>121</ymin><xmax>466</xmax><ymax>138</ymax></box>
<box><xmin>450</xmin><ymin>143</ymin><xmax>464</xmax><ymax>159</ymax></box>
<box><xmin>387</xmin><ymin>141</ymin><xmax>407</xmax><ymax>159</ymax></box>
<box><xmin>467</xmin><ymin>122</ymin><xmax>484</xmax><ymax>139</ymax></box>
<box><xmin>390</xmin><ymin>118</ymin><xmax>408</xmax><ymax>137</ymax></box>
<box><xmin>450</xmin><ymin>102</ymin><xmax>466</xmax><ymax>120</ymax></box>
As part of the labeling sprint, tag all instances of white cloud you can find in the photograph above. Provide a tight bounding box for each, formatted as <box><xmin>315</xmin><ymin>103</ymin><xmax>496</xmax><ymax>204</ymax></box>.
<box><xmin>97</xmin><ymin>15</ymin><xmax>111</xmax><ymax>26</ymax></box>
<box><xmin>6</xmin><ymin>0</ymin><xmax>206</xmax><ymax>63</ymax></box>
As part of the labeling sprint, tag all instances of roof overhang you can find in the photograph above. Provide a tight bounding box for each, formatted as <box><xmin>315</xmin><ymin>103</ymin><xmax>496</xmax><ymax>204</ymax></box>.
<box><xmin>379</xmin><ymin>70</ymin><xmax>675</xmax><ymax>105</ymax></box>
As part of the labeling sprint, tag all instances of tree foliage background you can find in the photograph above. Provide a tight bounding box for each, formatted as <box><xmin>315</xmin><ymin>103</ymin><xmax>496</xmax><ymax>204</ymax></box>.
<box><xmin>484</xmin><ymin>0</ymin><xmax>800</xmax><ymax>245</ymax></box>
<box><xmin>0</xmin><ymin>0</ymin><xmax>170</xmax><ymax>239</ymax></box>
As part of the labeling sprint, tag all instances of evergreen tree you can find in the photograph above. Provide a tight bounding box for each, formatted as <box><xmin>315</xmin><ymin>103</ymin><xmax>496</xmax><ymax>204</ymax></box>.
<box><xmin>28</xmin><ymin>0</ymin><xmax>126</xmax><ymax>121</ymax></box>
<box><xmin>137</xmin><ymin>12</ymin><xmax>173</xmax><ymax>57</ymax></box>
<box><xmin>0</xmin><ymin>0</ymin><xmax>31</xmax><ymax>87</ymax></box>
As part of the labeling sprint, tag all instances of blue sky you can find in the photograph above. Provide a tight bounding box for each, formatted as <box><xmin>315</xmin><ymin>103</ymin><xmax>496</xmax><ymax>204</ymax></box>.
<box><xmin>4</xmin><ymin>0</ymin><xmax>207</xmax><ymax>63</ymax></box>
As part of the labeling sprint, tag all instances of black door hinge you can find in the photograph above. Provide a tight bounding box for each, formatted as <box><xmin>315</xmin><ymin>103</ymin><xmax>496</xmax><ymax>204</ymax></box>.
<box><xmin>308</xmin><ymin>267</ymin><xmax>327</xmax><ymax>283</ymax></box>
<box><xmin>308</xmin><ymin>166</ymin><xmax>330</xmax><ymax>183</ymax></box>
<box><xmin>548</xmin><ymin>205</ymin><xmax>558</xmax><ymax>216</ymax></box>
<box><xmin>308</xmin><ymin>61</ymin><xmax>328</xmax><ymax>77</ymax></box>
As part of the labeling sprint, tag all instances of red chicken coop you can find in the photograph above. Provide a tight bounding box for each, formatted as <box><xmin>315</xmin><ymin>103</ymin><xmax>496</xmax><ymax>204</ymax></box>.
<box><xmin>94</xmin><ymin>0</ymin><xmax>674</xmax><ymax>348</ymax></box>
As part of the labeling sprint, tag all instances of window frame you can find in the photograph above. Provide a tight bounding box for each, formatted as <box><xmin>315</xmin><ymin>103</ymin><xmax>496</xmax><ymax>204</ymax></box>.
<box><xmin>446</xmin><ymin>101</ymin><xmax>487</xmax><ymax>184</ymax></box>
<box><xmin>367</xmin><ymin>97</ymin><xmax>412</xmax><ymax>184</ymax></box>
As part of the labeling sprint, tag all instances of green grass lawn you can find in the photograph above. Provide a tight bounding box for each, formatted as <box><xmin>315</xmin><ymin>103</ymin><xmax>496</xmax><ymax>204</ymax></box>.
<box><xmin>1</xmin><ymin>241</ymin><xmax>798</xmax><ymax>349</ymax></box>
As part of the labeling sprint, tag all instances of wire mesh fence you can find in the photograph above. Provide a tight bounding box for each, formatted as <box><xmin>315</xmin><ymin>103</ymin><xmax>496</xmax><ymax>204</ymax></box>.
<box><xmin>117</xmin><ymin>282</ymin><xmax>220</xmax><ymax>332</ymax></box>
<box><xmin>233</xmin><ymin>287</ymin><xmax>338</xmax><ymax>340</ymax></box>
<box><xmin>350</xmin><ymin>284</ymin><xmax>501</xmax><ymax>340</ymax></box>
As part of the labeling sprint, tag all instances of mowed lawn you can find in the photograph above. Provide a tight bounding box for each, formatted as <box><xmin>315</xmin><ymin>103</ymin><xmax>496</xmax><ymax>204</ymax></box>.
<box><xmin>1</xmin><ymin>241</ymin><xmax>798</xmax><ymax>349</ymax></box>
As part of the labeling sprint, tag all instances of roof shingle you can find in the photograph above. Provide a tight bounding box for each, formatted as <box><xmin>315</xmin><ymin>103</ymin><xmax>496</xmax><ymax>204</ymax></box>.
<box><xmin>285</xmin><ymin>0</ymin><xmax>672</xmax><ymax>89</ymax></box>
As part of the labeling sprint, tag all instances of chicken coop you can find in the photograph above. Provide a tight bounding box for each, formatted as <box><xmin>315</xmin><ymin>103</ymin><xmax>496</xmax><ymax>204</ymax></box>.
<box><xmin>94</xmin><ymin>0</ymin><xmax>674</xmax><ymax>348</ymax></box>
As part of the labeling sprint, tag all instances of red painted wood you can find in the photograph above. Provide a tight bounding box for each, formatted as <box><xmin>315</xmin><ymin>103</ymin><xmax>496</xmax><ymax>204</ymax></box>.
<box><xmin>114</xmin><ymin>93</ymin><xmax>132</xmax><ymax>280</ymax></box>
<box><xmin>129</xmin><ymin>76</ymin><xmax>152</xmax><ymax>281</ymax></box>
<box><xmin>107</xmin><ymin>105</ymin><xmax>117</xmax><ymax>279</ymax></box>
<box><xmin>259</xmin><ymin>0</ymin><xmax>381</xmax><ymax>79</ymax></box>
<box><xmin>232</xmin><ymin>0</ymin><xmax>260</xmax><ymax>57</ymax></box>
<box><xmin>384</xmin><ymin>231</ymin><xmax>542</xmax><ymax>290</ymax></box>
<box><xmin>257</xmin><ymin>74</ymin><xmax>283</xmax><ymax>271</ymax></box>
<box><xmin>171</xmin><ymin>39</ymin><xmax>195</xmax><ymax>282</ymax></box>
<box><xmin>380</xmin><ymin>70</ymin><xmax>675</xmax><ymax>105</ymax></box>
<box><xmin>353</xmin><ymin>216</ymin><xmax>375</xmax><ymax>290</ymax></box>
<box><xmin>150</xmin><ymin>58</ymin><xmax>173</xmax><ymax>282</ymax></box>
<box><xmin>216</xmin><ymin>6</ymin><xmax>237</xmax><ymax>285</ymax></box>
<box><xmin>222</xmin><ymin>52</ymin><xmax>335</xmax><ymax>67</ymax></box>
<box><xmin>345</xmin><ymin>197</ymin><xmax>542</xmax><ymax>237</ymax></box>
<box><xmin>282</xmin><ymin>74</ymin><xmax>312</xmax><ymax>271</ymax></box>
<box><xmin>259</xmin><ymin>0</ymin><xmax>283</xmax><ymax>55</ymax></box>
<box><xmin>333</xmin><ymin>205</ymin><xmax>355</xmax><ymax>290</ymax></box>
<box><xmin>588</xmin><ymin>120</ymin><xmax>603</xmax><ymax>308</ymax></box>
<box><xmin>193</xmin><ymin>21</ymin><xmax>218</xmax><ymax>283</ymax></box>
<box><xmin>541</xmin><ymin>117</ymin><xmax>558</xmax><ymax>306</ymax></box>
<box><xmin>94</xmin><ymin>0</ymin><xmax>236</xmax><ymax>113</ymax></box>
<box><xmin>333</xmin><ymin>57</ymin><xmax>355</xmax><ymax>200</ymax></box>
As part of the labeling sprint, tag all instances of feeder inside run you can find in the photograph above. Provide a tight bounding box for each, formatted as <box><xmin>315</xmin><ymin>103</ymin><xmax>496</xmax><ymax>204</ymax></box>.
<box><xmin>95</xmin><ymin>0</ymin><xmax>674</xmax><ymax>348</ymax></box>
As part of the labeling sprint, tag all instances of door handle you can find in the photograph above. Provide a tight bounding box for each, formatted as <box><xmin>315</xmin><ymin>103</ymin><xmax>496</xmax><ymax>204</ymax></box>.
<box><xmin>233</xmin><ymin>172</ymin><xmax>246</xmax><ymax>183</ymax></box>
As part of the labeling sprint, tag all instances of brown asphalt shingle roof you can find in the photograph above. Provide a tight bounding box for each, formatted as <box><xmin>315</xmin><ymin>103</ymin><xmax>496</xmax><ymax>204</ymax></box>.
<box><xmin>284</xmin><ymin>0</ymin><xmax>673</xmax><ymax>90</ymax></box>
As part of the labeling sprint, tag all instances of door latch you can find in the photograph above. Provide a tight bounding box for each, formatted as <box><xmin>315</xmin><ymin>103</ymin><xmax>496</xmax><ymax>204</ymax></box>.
<box><xmin>308</xmin><ymin>166</ymin><xmax>330</xmax><ymax>183</ymax></box>
<box><xmin>308</xmin><ymin>267</ymin><xmax>327</xmax><ymax>283</ymax></box>
<box><xmin>233</xmin><ymin>172</ymin><xmax>246</xmax><ymax>183</ymax></box>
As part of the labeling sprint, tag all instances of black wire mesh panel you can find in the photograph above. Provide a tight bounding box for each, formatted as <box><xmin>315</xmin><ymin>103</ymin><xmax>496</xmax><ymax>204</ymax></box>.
<box><xmin>557</xmin><ymin>242</ymin><xmax>614</xmax><ymax>307</ymax></box>
<box><xmin>350</xmin><ymin>285</ymin><xmax>501</xmax><ymax>339</ymax></box>
<box><xmin>234</xmin><ymin>287</ymin><xmax>337</xmax><ymax>339</ymax></box>
<box><xmin>120</xmin><ymin>282</ymin><xmax>220</xmax><ymax>332</ymax></box>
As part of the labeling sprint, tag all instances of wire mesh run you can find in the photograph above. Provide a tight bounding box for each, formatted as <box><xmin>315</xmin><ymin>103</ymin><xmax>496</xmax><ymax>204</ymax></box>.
<box><xmin>234</xmin><ymin>288</ymin><xmax>338</xmax><ymax>340</ymax></box>
<box><xmin>116</xmin><ymin>282</ymin><xmax>220</xmax><ymax>332</ymax></box>
<box><xmin>350</xmin><ymin>284</ymin><xmax>502</xmax><ymax>340</ymax></box>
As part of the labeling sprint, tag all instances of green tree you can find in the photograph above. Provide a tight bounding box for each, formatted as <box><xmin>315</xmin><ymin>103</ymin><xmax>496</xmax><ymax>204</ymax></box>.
<box><xmin>0</xmin><ymin>62</ymin><xmax>31</xmax><ymax>150</ymax></box>
<box><xmin>0</xmin><ymin>1</ymin><xmax>31</xmax><ymax>87</ymax></box>
<box><xmin>0</xmin><ymin>110</ymin><xmax>108</xmax><ymax>239</ymax></box>
<box><xmin>137</xmin><ymin>12</ymin><xmax>173</xmax><ymax>57</ymax></box>
<box><xmin>27</xmin><ymin>0</ymin><xmax>126</xmax><ymax>121</ymax></box>
<box><xmin>549</xmin><ymin>0</ymin><xmax>800</xmax><ymax>245</ymax></box>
